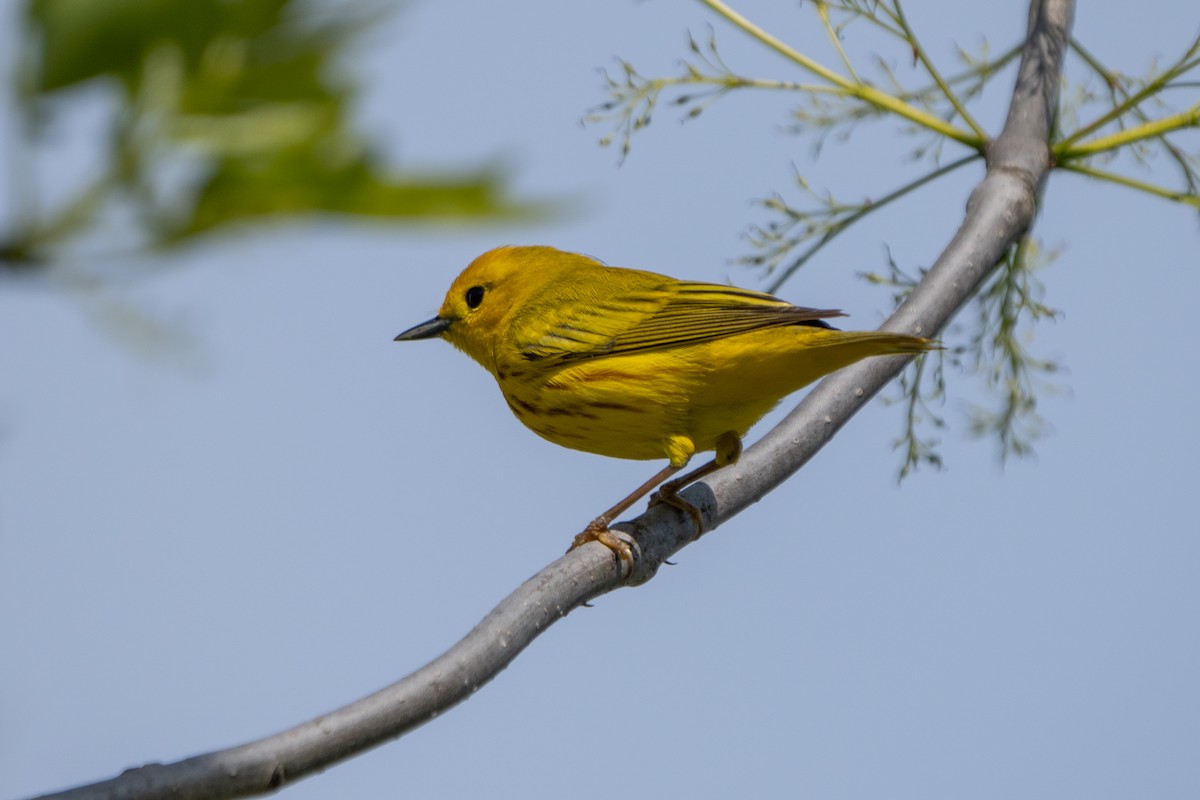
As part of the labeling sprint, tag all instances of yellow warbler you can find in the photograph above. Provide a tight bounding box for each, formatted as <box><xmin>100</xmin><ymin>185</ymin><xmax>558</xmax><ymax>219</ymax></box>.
<box><xmin>396</xmin><ymin>245</ymin><xmax>933</xmax><ymax>561</ymax></box>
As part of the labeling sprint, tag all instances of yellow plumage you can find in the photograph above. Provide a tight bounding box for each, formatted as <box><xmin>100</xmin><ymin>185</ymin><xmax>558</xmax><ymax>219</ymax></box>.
<box><xmin>397</xmin><ymin>245</ymin><xmax>934</xmax><ymax>559</ymax></box>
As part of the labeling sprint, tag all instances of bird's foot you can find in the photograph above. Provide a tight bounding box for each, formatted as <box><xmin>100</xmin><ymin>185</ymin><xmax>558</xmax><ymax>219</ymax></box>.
<box><xmin>569</xmin><ymin>519</ymin><xmax>635</xmax><ymax>570</ymax></box>
<box><xmin>648</xmin><ymin>484</ymin><xmax>704</xmax><ymax>539</ymax></box>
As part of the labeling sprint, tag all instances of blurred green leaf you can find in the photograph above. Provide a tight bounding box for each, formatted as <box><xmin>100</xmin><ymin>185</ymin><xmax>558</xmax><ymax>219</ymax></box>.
<box><xmin>4</xmin><ymin>0</ymin><xmax>543</xmax><ymax>272</ymax></box>
<box><xmin>27</xmin><ymin>0</ymin><xmax>257</xmax><ymax>93</ymax></box>
<box><xmin>176</xmin><ymin>149</ymin><xmax>535</xmax><ymax>238</ymax></box>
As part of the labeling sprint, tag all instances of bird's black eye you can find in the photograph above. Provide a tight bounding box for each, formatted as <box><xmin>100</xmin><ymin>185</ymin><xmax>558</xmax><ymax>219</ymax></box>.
<box><xmin>465</xmin><ymin>285</ymin><xmax>485</xmax><ymax>309</ymax></box>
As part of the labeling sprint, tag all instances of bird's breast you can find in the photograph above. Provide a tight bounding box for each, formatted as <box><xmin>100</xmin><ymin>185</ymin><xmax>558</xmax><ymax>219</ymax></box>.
<box><xmin>495</xmin><ymin>353</ymin><xmax>694</xmax><ymax>461</ymax></box>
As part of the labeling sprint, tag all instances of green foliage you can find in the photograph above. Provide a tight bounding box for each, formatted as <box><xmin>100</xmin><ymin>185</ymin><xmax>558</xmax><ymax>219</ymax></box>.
<box><xmin>964</xmin><ymin>239</ymin><xmax>1062</xmax><ymax>459</ymax></box>
<box><xmin>1055</xmin><ymin>35</ymin><xmax>1200</xmax><ymax>206</ymax></box>
<box><xmin>744</xmin><ymin>156</ymin><xmax>977</xmax><ymax>294</ymax></box>
<box><xmin>586</xmin><ymin>29</ymin><xmax>815</xmax><ymax>163</ymax></box>
<box><xmin>2</xmin><ymin>0</ymin><xmax>536</xmax><ymax>271</ymax></box>
<box><xmin>587</xmin><ymin>0</ymin><xmax>1198</xmax><ymax>471</ymax></box>
<box><xmin>865</xmin><ymin>240</ymin><xmax>1061</xmax><ymax>475</ymax></box>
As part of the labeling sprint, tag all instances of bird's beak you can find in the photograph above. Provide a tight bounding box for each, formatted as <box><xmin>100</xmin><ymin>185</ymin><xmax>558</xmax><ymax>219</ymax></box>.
<box><xmin>394</xmin><ymin>316</ymin><xmax>452</xmax><ymax>341</ymax></box>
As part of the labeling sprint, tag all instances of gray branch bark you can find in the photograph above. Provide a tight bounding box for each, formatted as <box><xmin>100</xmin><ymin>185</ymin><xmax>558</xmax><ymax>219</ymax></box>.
<box><xmin>30</xmin><ymin>1</ymin><xmax>1073</xmax><ymax>798</ymax></box>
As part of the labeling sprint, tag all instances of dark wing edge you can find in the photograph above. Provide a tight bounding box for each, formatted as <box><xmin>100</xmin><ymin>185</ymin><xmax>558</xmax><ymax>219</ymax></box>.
<box><xmin>539</xmin><ymin>282</ymin><xmax>846</xmax><ymax>363</ymax></box>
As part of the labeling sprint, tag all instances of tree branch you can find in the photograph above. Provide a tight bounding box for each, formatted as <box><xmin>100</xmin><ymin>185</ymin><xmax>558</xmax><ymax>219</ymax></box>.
<box><xmin>29</xmin><ymin>1</ymin><xmax>1073</xmax><ymax>798</ymax></box>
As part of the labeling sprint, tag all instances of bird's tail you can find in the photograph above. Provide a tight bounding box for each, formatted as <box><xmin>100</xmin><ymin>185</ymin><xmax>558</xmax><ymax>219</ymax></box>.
<box><xmin>820</xmin><ymin>330</ymin><xmax>938</xmax><ymax>357</ymax></box>
<box><xmin>774</xmin><ymin>328</ymin><xmax>937</xmax><ymax>391</ymax></box>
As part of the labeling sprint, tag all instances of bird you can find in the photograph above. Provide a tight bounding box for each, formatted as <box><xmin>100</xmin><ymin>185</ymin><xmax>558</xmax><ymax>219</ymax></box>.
<box><xmin>396</xmin><ymin>245</ymin><xmax>934</xmax><ymax>564</ymax></box>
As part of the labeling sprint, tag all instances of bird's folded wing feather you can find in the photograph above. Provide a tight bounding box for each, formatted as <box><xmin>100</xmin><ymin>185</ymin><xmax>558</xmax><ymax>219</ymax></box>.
<box><xmin>519</xmin><ymin>281</ymin><xmax>845</xmax><ymax>363</ymax></box>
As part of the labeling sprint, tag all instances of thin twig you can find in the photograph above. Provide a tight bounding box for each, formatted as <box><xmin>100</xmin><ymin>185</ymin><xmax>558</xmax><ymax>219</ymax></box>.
<box><xmin>1059</xmin><ymin>162</ymin><xmax>1200</xmax><ymax>206</ymax></box>
<box><xmin>764</xmin><ymin>153</ymin><xmax>979</xmax><ymax>293</ymax></box>
<box><xmin>698</xmin><ymin>0</ymin><xmax>983</xmax><ymax>147</ymax></box>
<box><xmin>892</xmin><ymin>0</ymin><xmax>989</xmax><ymax>140</ymax></box>
<box><xmin>1057</xmin><ymin>103</ymin><xmax>1200</xmax><ymax>159</ymax></box>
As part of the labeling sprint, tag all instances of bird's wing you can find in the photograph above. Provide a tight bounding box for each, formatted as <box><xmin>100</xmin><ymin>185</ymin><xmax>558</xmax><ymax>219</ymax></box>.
<box><xmin>519</xmin><ymin>280</ymin><xmax>844</xmax><ymax>363</ymax></box>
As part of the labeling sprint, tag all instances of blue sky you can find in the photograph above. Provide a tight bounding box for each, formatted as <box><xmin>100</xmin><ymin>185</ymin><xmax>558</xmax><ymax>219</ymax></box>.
<box><xmin>2</xmin><ymin>2</ymin><xmax>1198</xmax><ymax>799</ymax></box>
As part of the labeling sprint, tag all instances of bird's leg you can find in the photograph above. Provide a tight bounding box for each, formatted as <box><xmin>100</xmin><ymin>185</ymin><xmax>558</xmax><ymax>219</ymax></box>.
<box><xmin>649</xmin><ymin>433</ymin><xmax>743</xmax><ymax>538</ymax></box>
<box><xmin>569</xmin><ymin>463</ymin><xmax>683</xmax><ymax>565</ymax></box>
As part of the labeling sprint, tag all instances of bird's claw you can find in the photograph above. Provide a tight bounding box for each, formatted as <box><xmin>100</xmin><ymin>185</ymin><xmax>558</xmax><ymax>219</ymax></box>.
<box><xmin>648</xmin><ymin>486</ymin><xmax>705</xmax><ymax>539</ymax></box>
<box><xmin>569</xmin><ymin>520</ymin><xmax>636</xmax><ymax>571</ymax></box>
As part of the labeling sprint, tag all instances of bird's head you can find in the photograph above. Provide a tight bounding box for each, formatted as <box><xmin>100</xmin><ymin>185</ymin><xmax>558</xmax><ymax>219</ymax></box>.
<box><xmin>395</xmin><ymin>245</ymin><xmax>587</xmax><ymax>372</ymax></box>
